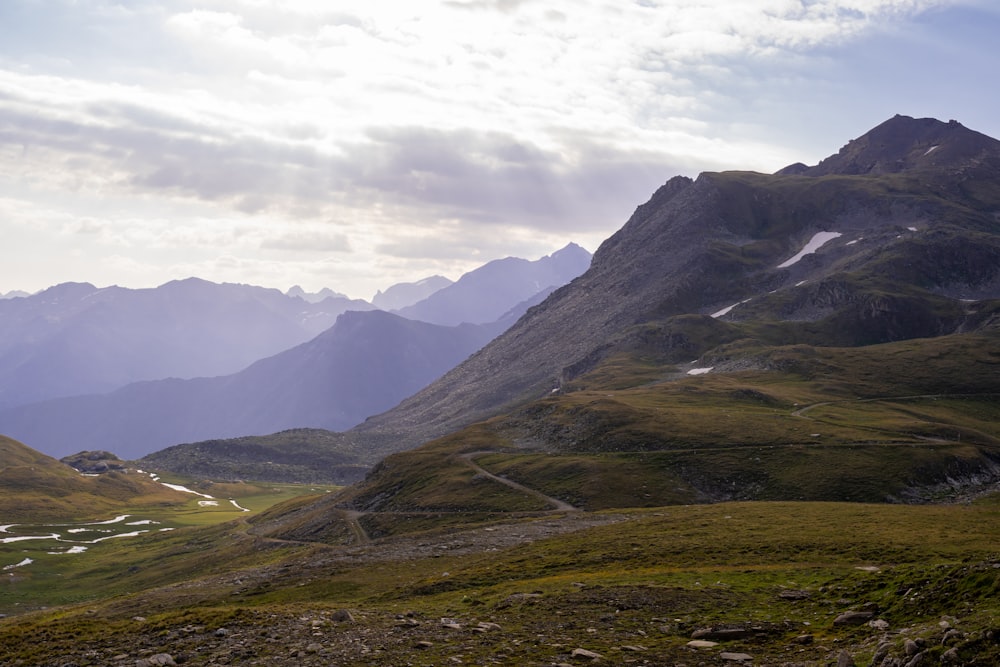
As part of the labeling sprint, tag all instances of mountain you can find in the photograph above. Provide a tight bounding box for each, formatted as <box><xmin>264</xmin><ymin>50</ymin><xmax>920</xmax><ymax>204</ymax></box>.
<box><xmin>0</xmin><ymin>278</ymin><xmax>373</xmax><ymax>409</ymax></box>
<box><xmin>393</xmin><ymin>243</ymin><xmax>592</xmax><ymax>325</ymax></box>
<box><xmin>371</xmin><ymin>275</ymin><xmax>453</xmax><ymax>310</ymax></box>
<box><xmin>0</xmin><ymin>435</ymin><xmax>186</xmax><ymax>521</ymax></box>
<box><xmin>285</xmin><ymin>285</ymin><xmax>349</xmax><ymax>303</ymax></box>
<box><xmin>0</xmin><ymin>310</ymin><xmax>507</xmax><ymax>461</ymax></box>
<box><xmin>4</xmin><ymin>117</ymin><xmax>1000</xmax><ymax>665</ymax></box>
<box><xmin>314</xmin><ymin>115</ymin><xmax>1000</xmax><ymax>471</ymax></box>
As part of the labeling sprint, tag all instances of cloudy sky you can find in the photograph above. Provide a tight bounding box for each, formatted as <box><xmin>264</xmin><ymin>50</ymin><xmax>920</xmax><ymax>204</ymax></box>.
<box><xmin>1</xmin><ymin>0</ymin><xmax>997</xmax><ymax>300</ymax></box>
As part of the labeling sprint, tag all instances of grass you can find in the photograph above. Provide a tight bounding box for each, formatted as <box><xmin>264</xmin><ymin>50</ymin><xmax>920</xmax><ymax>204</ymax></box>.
<box><xmin>0</xmin><ymin>477</ymin><xmax>339</xmax><ymax>615</ymax></box>
<box><xmin>4</xmin><ymin>499</ymin><xmax>1000</xmax><ymax>665</ymax></box>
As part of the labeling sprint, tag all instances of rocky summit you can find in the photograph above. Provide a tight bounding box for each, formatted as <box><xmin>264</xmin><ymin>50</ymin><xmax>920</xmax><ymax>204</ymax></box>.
<box><xmin>347</xmin><ymin>114</ymin><xmax>1000</xmax><ymax>462</ymax></box>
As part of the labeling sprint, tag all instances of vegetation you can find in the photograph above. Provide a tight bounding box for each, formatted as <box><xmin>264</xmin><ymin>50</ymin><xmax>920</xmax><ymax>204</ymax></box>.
<box><xmin>3</xmin><ymin>497</ymin><xmax>1000</xmax><ymax>665</ymax></box>
<box><xmin>137</xmin><ymin>428</ymin><xmax>370</xmax><ymax>485</ymax></box>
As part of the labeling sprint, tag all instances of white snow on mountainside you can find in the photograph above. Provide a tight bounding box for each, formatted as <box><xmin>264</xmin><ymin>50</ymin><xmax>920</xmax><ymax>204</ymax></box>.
<box><xmin>777</xmin><ymin>231</ymin><xmax>843</xmax><ymax>268</ymax></box>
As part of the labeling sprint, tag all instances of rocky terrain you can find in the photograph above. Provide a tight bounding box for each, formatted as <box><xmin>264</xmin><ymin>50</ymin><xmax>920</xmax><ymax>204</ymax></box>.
<box><xmin>4</xmin><ymin>503</ymin><xmax>998</xmax><ymax>667</ymax></box>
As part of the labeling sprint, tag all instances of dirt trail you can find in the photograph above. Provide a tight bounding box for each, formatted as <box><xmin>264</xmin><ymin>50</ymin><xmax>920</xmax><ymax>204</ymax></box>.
<box><xmin>790</xmin><ymin>393</ymin><xmax>991</xmax><ymax>419</ymax></box>
<box><xmin>460</xmin><ymin>451</ymin><xmax>579</xmax><ymax>512</ymax></box>
<box><xmin>338</xmin><ymin>508</ymin><xmax>371</xmax><ymax>545</ymax></box>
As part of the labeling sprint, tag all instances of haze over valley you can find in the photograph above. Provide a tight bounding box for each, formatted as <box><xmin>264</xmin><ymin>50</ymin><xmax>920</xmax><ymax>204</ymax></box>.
<box><xmin>3</xmin><ymin>2</ymin><xmax>1000</xmax><ymax>665</ymax></box>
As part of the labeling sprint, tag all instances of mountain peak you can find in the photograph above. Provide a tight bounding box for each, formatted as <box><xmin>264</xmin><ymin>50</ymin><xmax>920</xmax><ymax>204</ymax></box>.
<box><xmin>797</xmin><ymin>114</ymin><xmax>1000</xmax><ymax>177</ymax></box>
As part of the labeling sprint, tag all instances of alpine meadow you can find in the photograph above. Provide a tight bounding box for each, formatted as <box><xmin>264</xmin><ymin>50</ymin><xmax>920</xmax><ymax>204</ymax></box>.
<box><xmin>1</xmin><ymin>113</ymin><xmax>998</xmax><ymax>666</ymax></box>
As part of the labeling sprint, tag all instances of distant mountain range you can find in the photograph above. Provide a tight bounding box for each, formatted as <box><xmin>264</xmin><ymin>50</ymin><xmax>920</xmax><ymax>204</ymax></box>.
<box><xmin>0</xmin><ymin>246</ymin><xmax>591</xmax><ymax>460</ymax></box>
<box><xmin>394</xmin><ymin>243</ymin><xmax>592</xmax><ymax>325</ymax></box>
<box><xmin>0</xmin><ymin>278</ymin><xmax>373</xmax><ymax>409</ymax></box>
<box><xmin>372</xmin><ymin>275</ymin><xmax>453</xmax><ymax>310</ymax></box>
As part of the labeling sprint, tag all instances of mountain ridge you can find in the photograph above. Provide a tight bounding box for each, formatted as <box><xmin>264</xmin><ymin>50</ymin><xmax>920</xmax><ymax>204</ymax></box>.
<box><xmin>339</xmin><ymin>115</ymin><xmax>1000</xmax><ymax>461</ymax></box>
<box><xmin>393</xmin><ymin>242</ymin><xmax>592</xmax><ymax>325</ymax></box>
<box><xmin>0</xmin><ymin>278</ymin><xmax>373</xmax><ymax>409</ymax></box>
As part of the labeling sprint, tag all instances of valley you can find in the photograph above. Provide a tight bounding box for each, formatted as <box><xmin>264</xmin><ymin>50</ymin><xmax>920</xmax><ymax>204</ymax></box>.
<box><xmin>2</xmin><ymin>114</ymin><xmax>1000</xmax><ymax>665</ymax></box>
<box><xmin>0</xmin><ymin>475</ymin><xmax>340</xmax><ymax>616</ymax></box>
<box><xmin>1</xmin><ymin>473</ymin><xmax>999</xmax><ymax>666</ymax></box>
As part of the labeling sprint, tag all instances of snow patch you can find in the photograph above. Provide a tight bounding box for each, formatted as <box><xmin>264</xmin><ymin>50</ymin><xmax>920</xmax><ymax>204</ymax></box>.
<box><xmin>84</xmin><ymin>515</ymin><xmax>130</xmax><ymax>525</ymax></box>
<box><xmin>687</xmin><ymin>367</ymin><xmax>714</xmax><ymax>376</ymax></box>
<box><xmin>711</xmin><ymin>298</ymin><xmax>751</xmax><ymax>318</ymax></box>
<box><xmin>126</xmin><ymin>520</ymin><xmax>160</xmax><ymax>526</ymax></box>
<box><xmin>49</xmin><ymin>546</ymin><xmax>88</xmax><ymax>555</ymax></box>
<box><xmin>795</xmin><ymin>280</ymin><xmax>808</xmax><ymax>287</ymax></box>
<box><xmin>2</xmin><ymin>558</ymin><xmax>33</xmax><ymax>571</ymax></box>
<box><xmin>86</xmin><ymin>530</ymin><xmax>150</xmax><ymax>543</ymax></box>
<box><xmin>229</xmin><ymin>499</ymin><xmax>251</xmax><ymax>512</ymax></box>
<box><xmin>907</xmin><ymin>226</ymin><xmax>918</xmax><ymax>232</ymax></box>
<box><xmin>161</xmin><ymin>482</ymin><xmax>214</xmax><ymax>499</ymax></box>
<box><xmin>1</xmin><ymin>533</ymin><xmax>59</xmax><ymax>544</ymax></box>
<box><xmin>777</xmin><ymin>231</ymin><xmax>843</xmax><ymax>268</ymax></box>
<box><xmin>846</xmin><ymin>239</ymin><xmax>860</xmax><ymax>246</ymax></box>
<box><xmin>198</xmin><ymin>500</ymin><xmax>220</xmax><ymax>507</ymax></box>
<box><xmin>923</xmin><ymin>145</ymin><xmax>939</xmax><ymax>156</ymax></box>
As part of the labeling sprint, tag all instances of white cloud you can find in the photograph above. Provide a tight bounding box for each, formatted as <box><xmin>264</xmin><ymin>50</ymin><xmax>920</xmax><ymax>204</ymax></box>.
<box><xmin>0</xmin><ymin>0</ymin><xmax>987</xmax><ymax>297</ymax></box>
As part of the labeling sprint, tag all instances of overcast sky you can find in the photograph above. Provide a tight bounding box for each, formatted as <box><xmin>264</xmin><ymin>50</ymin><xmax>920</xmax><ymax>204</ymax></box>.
<box><xmin>1</xmin><ymin>0</ymin><xmax>997</xmax><ymax>300</ymax></box>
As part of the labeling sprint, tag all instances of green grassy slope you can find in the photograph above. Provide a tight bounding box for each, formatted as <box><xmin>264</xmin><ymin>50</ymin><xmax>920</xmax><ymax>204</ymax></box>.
<box><xmin>3</xmin><ymin>499</ymin><xmax>1000</xmax><ymax>665</ymax></box>
<box><xmin>138</xmin><ymin>428</ymin><xmax>369</xmax><ymax>484</ymax></box>
<box><xmin>0</xmin><ymin>435</ymin><xmax>190</xmax><ymax>521</ymax></box>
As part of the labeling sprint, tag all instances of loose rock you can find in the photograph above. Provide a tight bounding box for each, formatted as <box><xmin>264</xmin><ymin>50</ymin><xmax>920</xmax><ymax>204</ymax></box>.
<box><xmin>833</xmin><ymin>611</ymin><xmax>875</xmax><ymax>626</ymax></box>
<box><xmin>941</xmin><ymin>647</ymin><xmax>961</xmax><ymax>663</ymax></box>
<box><xmin>571</xmin><ymin>647</ymin><xmax>604</xmax><ymax>660</ymax></box>
<box><xmin>331</xmin><ymin>609</ymin><xmax>354</xmax><ymax>623</ymax></box>
<box><xmin>692</xmin><ymin>626</ymin><xmax>749</xmax><ymax>641</ymax></box>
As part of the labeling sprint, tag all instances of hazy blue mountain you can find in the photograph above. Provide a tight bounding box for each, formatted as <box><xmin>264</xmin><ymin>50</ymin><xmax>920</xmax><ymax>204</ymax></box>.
<box><xmin>393</xmin><ymin>243</ymin><xmax>592</xmax><ymax>325</ymax></box>
<box><xmin>286</xmin><ymin>285</ymin><xmax>350</xmax><ymax>303</ymax></box>
<box><xmin>0</xmin><ymin>309</ymin><xmax>508</xmax><ymax>460</ymax></box>
<box><xmin>371</xmin><ymin>275</ymin><xmax>453</xmax><ymax>310</ymax></box>
<box><xmin>0</xmin><ymin>278</ymin><xmax>372</xmax><ymax>409</ymax></box>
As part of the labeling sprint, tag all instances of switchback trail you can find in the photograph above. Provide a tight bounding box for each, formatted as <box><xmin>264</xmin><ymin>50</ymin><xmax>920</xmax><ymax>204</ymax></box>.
<box><xmin>460</xmin><ymin>451</ymin><xmax>580</xmax><ymax>512</ymax></box>
<box><xmin>791</xmin><ymin>392</ymin><xmax>998</xmax><ymax>419</ymax></box>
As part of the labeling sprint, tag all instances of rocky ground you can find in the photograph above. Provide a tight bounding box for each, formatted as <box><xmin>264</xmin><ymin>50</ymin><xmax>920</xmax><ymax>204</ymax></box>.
<box><xmin>4</xmin><ymin>507</ymin><xmax>995</xmax><ymax>667</ymax></box>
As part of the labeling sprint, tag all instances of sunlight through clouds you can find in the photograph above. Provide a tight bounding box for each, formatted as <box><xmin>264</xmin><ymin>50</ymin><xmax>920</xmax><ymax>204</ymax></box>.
<box><xmin>0</xmin><ymin>0</ymin><xmax>993</xmax><ymax>297</ymax></box>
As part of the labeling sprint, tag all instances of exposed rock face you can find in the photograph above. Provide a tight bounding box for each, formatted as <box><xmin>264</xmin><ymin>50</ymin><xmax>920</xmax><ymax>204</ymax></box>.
<box><xmin>803</xmin><ymin>115</ymin><xmax>1000</xmax><ymax>177</ymax></box>
<box><xmin>60</xmin><ymin>450</ymin><xmax>127</xmax><ymax>474</ymax></box>
<box><xmin>350</xmin><ymin>115</ymin><xmax>1000</xmax><ymax>458</ymax></box>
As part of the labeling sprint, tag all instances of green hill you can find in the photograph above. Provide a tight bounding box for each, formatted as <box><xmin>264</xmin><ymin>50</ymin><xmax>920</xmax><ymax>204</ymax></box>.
<box><xmin>0</xmin><ymin>435</ymin><xmax>188</xmax><ymax>521</ymax></box>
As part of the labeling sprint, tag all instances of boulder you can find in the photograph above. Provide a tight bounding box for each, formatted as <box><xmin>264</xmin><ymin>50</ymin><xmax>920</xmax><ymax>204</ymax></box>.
<box><xmin>571</xmin><ymin>647</ymin><xmax>604</xmax><ymax>660</ymax></box>
<box><xmin>833</xmin><ymin>611</ymin><xmax>875</xmax><ymax>626</ymax></box>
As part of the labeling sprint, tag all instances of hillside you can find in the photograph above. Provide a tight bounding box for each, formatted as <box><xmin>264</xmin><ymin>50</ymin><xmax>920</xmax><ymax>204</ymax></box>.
<box><xmin>0</xmin><ymin>435</ymin><xmax>187</xmax><ymax>521</ymax></box>
<box><xmin>0</xmin><ymin>310</ymin><xmax>505</xmax><ymax>460</ymax></box>
<box><xmin>337</xmin><ymin>115</ymin><xmax>1000</xmax><ymax>462</ymax></box>
<box><xmin>138</xmin><ymin>429</ymin><xmax>369</xmax><ymax>484</ymax></box>
<box><xmin>4</xmin><ymin>115</ymin><xmax>1000</xmax><ymax>666</ymax></box>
